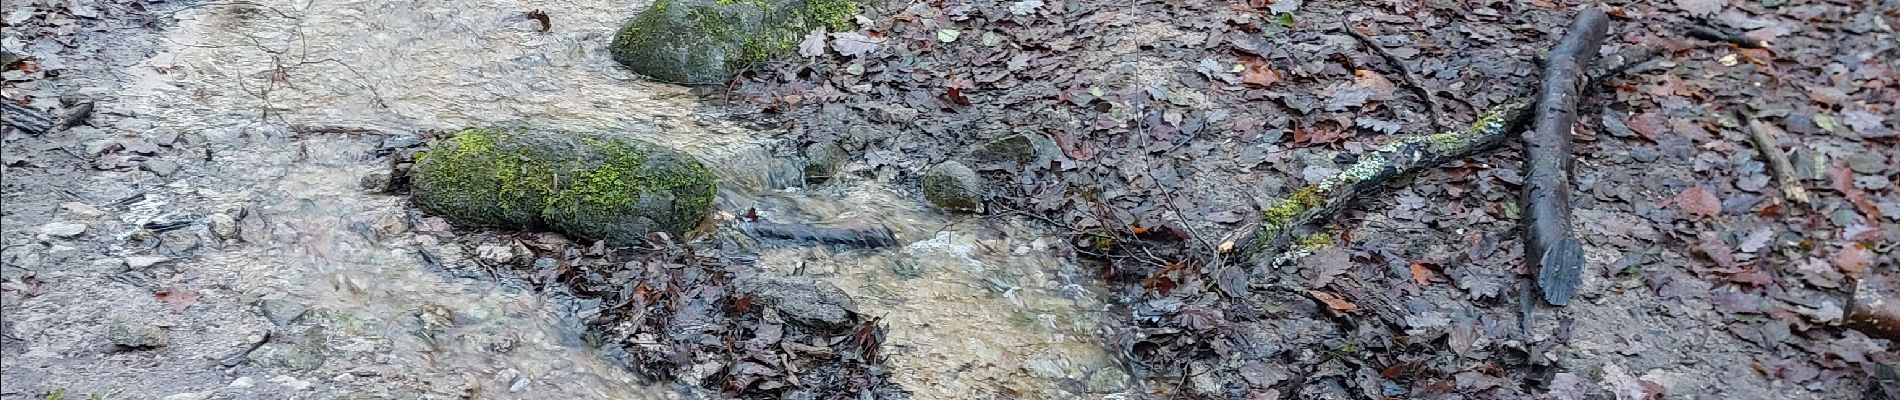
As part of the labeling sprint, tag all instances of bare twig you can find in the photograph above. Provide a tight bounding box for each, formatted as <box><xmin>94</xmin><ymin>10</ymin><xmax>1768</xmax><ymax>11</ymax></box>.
<box><xmin>1687</xmin><ymin>25</ymin><xmax>1767</xmax><ymax>49</ymax></box>
<box><xmin>1343</xmin><ymin>24</ymin><xmax>1447</xmax><ymax>133</ymax></box>
<box><xmin>1736</xmin><ymin>110</ymin><xmax>1810</xmax><ymax>204</ymax></box>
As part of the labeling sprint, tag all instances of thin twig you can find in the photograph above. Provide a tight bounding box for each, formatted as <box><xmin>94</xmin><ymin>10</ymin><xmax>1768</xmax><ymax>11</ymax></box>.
<box><xmin>1343</xmin><ymin>24</ymin><xmax>1447</xmax><ymax>133</ymax></box>
<box><xmin>1735</xmin><ymin>109</ymin><xmax>1810</xmax><ymax>204</ymax></box>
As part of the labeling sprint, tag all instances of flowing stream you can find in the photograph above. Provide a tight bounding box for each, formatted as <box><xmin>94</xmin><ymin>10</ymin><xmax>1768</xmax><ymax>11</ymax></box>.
<box><xmin>109</xmin><ymin>0</ymin><xmax>1123</xmax><ymax>397</ymax></box>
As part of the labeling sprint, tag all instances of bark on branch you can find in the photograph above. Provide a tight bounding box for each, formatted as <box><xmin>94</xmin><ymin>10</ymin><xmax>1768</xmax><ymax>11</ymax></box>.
<box><xmin>1523</xmin><ymin>8</ymin><xmax>1609</xmax><ymax>306</ymax></box>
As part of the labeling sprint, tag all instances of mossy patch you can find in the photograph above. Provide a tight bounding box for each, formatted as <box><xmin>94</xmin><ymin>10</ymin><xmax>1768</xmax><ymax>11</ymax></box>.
<box><xmin>410</xmin><ymin>128</ymin><xmax>716</xmax><ymax>242</ymax></box>
<box><xmin>610</xmin><ymin>0</ymin><xmax>863</xmax><ymax>84</ymax></box>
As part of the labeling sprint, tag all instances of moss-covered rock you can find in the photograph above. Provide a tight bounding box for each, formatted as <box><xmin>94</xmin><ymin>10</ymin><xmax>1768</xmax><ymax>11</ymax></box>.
<box><xmin>800</xmin><ymin>142</ymin><xmax>846</xmax><ymax>185</ymax></box>
<box><xmin>971</xmin><ymin>133</ymin><xmax>1058</xmax><ymax>166</ymax></box>
<box><xmin>610</xmin><ymin>0</ymin><xmax>861</xmax><ymax>84</ymax></box>
<box><xmin>921</xmin><ymin>161</ymin><xmax>982</xmax><ymax>213</ymax></box>
<box><xmin>410</xmin><ymin>128</ymin><xmax>717</xmax><ymax>242</ymax></box>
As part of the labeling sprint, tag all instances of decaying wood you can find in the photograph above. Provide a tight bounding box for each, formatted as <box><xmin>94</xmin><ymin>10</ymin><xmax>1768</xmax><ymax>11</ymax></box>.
<box><xmin>2</xmin><ymin>100</ymin><xmax>54</xmax><ymax>135</ymax></box>
<box><xmin>742</xmin><ymin>221</ymin><xmax>898</xmax><ymax>248</ymax></box>
<box><xmin>1226</xmin><ymin>96</ymin><xmax>1535</xmax><ymax>267</ymax></box>
<box><xmin>1737</xmin><ymin>110</ymin><xmax>1811</xmax><ymax>204</ymax></box>
<box><xmin>1523</xmin><ymin>7</ymin><xmax>1609</xmax><ymax>307</ymax></box>
<box><xmin>1687</xmin><ymin>25</ymin><xmax>1768</xmax><ymax>49</ymax></box>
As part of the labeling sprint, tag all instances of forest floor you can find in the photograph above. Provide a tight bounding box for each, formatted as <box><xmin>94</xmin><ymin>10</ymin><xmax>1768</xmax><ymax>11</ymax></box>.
<box><xmin>2</xmin><ymin>0</ymin><xmax>1897</xmax><ymax>399</ymax></box>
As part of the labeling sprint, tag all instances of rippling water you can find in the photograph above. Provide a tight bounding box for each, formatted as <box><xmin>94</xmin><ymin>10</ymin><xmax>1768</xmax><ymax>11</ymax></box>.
<box><xmin>121</xmin><ymin>0</ymin><xmax>1120</xmax><ymax>397</ymax></box>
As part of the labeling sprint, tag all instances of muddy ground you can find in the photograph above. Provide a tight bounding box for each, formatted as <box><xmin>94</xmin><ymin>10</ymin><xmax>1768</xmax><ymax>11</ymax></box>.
<box><xmin>4</xmin><ymin>0</ymin><xmax>1899</xmax><ymax>399</ymax></box>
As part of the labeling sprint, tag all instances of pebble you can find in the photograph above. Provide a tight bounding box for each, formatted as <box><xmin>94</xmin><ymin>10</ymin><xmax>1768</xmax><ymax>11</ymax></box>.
<box><xmin>208</xmin><ymin>213</ymin><xmax>238</xmax><ymax>239</ymax></box>
<box><xmin>162</xmin><ymin>392</ymin><xmax>208</xmax><ymax>400</ymax></box>
<box><xmin>257</xmin><ymin>299</ymin><xmax>308</xmax><ymax>328</ymax></box>
<box><xmin>159</xmin><ymin>229</ymin><xmax>201</xmax><ymax>252</ymax></box>
<box><xmin>359</xmin><ymin>170</ymin><xmax>393</xmax><ymax>193</ymax></box>
<box><xmin>372</xmin><ymin>212</ymin><xmax>409</xmax><ymax>236</ymax></box>
<box><xmin>475</xmin><ymin>243</ymin><xmax>515</xmax><ymax>265</ymax></box>
<box><xmin>228</xmin><ymin>376</ymin><xmax>256</xmax><ymax>388</ymax></box>
<box><xmin>62</xmin><ymin>202</ymin><xmax>105</xmax><ymax>219</ymax></box>
<box><xmin>38</xmin><ymin>222</ymin><xmax>87</xmax><ymax>238</ymax></box>
<box><xmin>125</xmin><ymin>256</ymin><xmax>170</xmax><ymax>268</ymax></box>
<box><xmin>269</xmin><ymin>375</ymin><xmax>315</xmax><ymax>391</ymax></box>
<box><xmin>143</xmin><ymin>159</ymin><xmax>181</xmax><ymax>177</ymax></box>
<box><xmin>106</xmin><ymin>319</ymin><xmax>169</xmax><ymax>348</ymax></box>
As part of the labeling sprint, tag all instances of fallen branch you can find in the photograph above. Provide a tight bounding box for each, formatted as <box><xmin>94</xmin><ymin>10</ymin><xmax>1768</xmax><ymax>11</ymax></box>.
<box><xmin>1523</xmin><ymin>7</ymin><xmax>1609</xmax><ymax>307</ymax></box>
<box><xmin>742</xmin><ymin>221</ymin><xmax>898</xmax><ymax>248</ymax></box>
<box><xmin>1687</xmin><ymin>25</ymin><xmax>1767</xmax><ymax>49</ymax></box>
<box><xmin>1226</xmin><ymin>11</ymin><xmax>1646</xmax><ymax>271</ymax></box>
<box><xmin>2</xmin><ymin>100</ymin><xmax>54</xmax><ymax>135</ymax></box>
<box><xmin>1736</xmin><ymin>110</ymin><xmax>1810</xmax><ymax>204</ymax></box>
<box><xmin>1344</xmin><ymin>24</ymin><xmax>1448</xmax><ymax>133</ymax></box>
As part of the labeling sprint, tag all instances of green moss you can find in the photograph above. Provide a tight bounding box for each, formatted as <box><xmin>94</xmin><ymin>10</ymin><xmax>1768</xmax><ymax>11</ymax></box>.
<box><xmin>612</xmin><ymin>0</ymin><xmax>860</xmax><ymax>84</ymax></box>
<box><xmin>800</xmin><ymin>0</ymin><xmax>860</xmax><ymax>31</ymax></box>
<box><xmin>411</xmin><ymin>128</ymin><xmax>717</xmax><ymax>241</ymax></box>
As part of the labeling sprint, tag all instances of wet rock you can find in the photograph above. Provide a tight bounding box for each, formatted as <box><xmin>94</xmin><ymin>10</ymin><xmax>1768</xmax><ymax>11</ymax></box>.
<box><xmin>38</xmin><ymin>221</ymin><xmax>86</xmax><ymax>238</ymax></box>
<box><xmin>372</xmin><ymin>212</ymin><xmax>409</xmax><ymax>236</ymax></box>
<box><xmin>208</xmin><ymin>213</ymin><xmax>239</xmax><ymax>240</ymax></box>
<box><xmin>106</xmin><ymin>319</ymin><xmax>169</xmax><ymax>349</ymax></box>
<box><xmin>609</xmin><ymin>0</ymin><xmax>860</xmax><ymax>84</ymax></box>
<box><xmin>921</xmin><ymin>161</ymin><xmax>983</xmax><ymax>213</ymax></box>
<box><xmin>475</xmin><ymin>243</ymin><xmax>516</xmax><ymax>265</ymax></box>
<box><xmin>733</xmin><ymin>272</ymin><xmax>857</xmax><ymax>328</ymax></box>
<box><xmin>252</xmin><ymin>327</ymin><xmax>327</xmax><ymax>371</ymax></box>
<box><xmin>125</xmin><ymin>256</ymin><xmax>171</xmax><ymax>269</ymax></box>
<box><xmin>1087</xmin><ymin>368</ymin><xmax>1130</xmax><ymax>393</ymax></box>
<box><xmin>62</xmin><ymin>202</ymin><xmax>105</xmax><ymax>219</ymax></box>
<box><xmin>359</xmin><ymin>170</ymin><xmax>394</xmax><ymax>193</ymax></box>
<box><xmin>159</xmin><ymin>229</ymin><xmax>201</xmax><ymax>253</ymax></box>
<box><xmin>801</xmin><ymin>142</ymin><xmax>846</xmax><ymax>185</ymax></box>
<box><xmin>971</xmin><ymin>133</ymin><xmax>1057</xmax><ymax>166</ymax></box>
<box><xmin>257</xmin><ymin>299</ymin><xmax>308</xmax><ymax>328</ymax></box>
<box><xmin>142</xmin><ymin>159</ymin><xmax>180</xmax><ymax>177</ymax></box>
<box><xmin>238</xmin><ymin>211</ymin><xmax>269</xmax><ymax>244</ymax></box>
<box><xmin>409</xmin><ymin>128</ymin><xmax>716</xmax><ymax>243</ymax></box>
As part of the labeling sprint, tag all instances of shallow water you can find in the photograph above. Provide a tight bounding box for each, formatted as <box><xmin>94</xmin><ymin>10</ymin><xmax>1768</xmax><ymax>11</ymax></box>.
<box><xmin>117</xmin><ymin>0</ymin><xmax>1119</xmax><ymax>397</ymax></box>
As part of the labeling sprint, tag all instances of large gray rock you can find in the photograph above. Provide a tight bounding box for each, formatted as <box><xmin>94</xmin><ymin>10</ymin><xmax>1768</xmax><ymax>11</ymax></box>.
<box><xmin>921</xmin><ymin>161</ymin><xmax>982</xmax><ymax>213</ymax></box>
<box><xmin>610</xmin><ymin>0</ymin><xmax>862</xmax><ymax>84</ymax></box>
<box><xmin>409</xmin><ymin>128</ymin><xmax>717</xmax><ymax>243</ymax></box>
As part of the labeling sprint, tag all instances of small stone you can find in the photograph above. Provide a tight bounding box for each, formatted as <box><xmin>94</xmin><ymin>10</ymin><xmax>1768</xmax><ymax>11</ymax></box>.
<box><xmin>971</xmin><ymin>133</ymin><xmax>1058</xmax><ymax>166</ymax></box>
<box><xmin>359</xmin><ymin>170</ymin><xmax>394</xmax><ymax>193</ymax></box>
<box><xmin>475</xmin><ymin>243</ymin><xmax>515</xmax><ymax>265</ymax></box>
<box><xmin>62</xmin><ymin>202</ymin><xmax>105</xmax><ymax>219</ymax></box>
<box><xmin>159</xmin><ymin>229</ymin><xmax>201</xmax><ymax>252</ymax></box>
<box><xmin>733</xmin><ymin>272</ymin><xmax>858</xmax><ymax>328</ymax></box>
<box><xmin>372</xmin><ymin>212</ymin><xmax>409</xmax><ymax>236</ymax></box>
<box><xmin>800</xmin><ymin>142</ymin><xmax>847</xmax><ymax>185</ymax></box>
<box><xmin>38</xmin><ymin>222</ymin><xmax>87</xmax><ymax>238</ymax></box>
<box><xmin>257</xmin><ymin>299</ymin><xmax>308</xmax><ymax>328</ymax></box>
<box><xmin>269</xmin><ymin>375</ymin><xmax>315</xmax><ymax>391</ymax></box>
<box><xmin>106</xmin><ymin>319</ymin><xmax>169</xmax><ymax>348</ymax></box>
<box><xmin>142</xmin><ymin>159</ymin><xmax>181</xmax><ymax>177</ymax></box>
<box><xmin>125</xmin><ymin>256</ymin><xmax>171</xmax><ymax>268</ymax></box>
<box><xmin>162</xmin><ymin>392</ymin><xmax>208</xmax><ymax>400</ymax></box>
<box><xmin>228</xmin><ymin>376</ymin><xmax>256</xmax><ymax>388</ymax></box>
<box><xmin>1087</xmin><ymin>368</ymin><xmax>1130</xmax><ymax>393</ymax></box>
<box><xmin>921</xmin><ymin>162</ymin><xmax>983</xmax><ymax>213</ymax></box>
<box><xmin>208</xmin><ymin>213</ymin><xmax>239</xmax><ymax>239</ymax></box>
<box><xmin>239</xmin><ymin>212</ymin><xmax>269</xmax><ymax>244</ymax></box>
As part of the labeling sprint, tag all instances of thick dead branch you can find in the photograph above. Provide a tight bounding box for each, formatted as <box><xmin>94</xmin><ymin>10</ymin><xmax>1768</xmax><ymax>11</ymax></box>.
<box><xmin>1523</xmin><ymin>7</ymin><xmax>1609</xmax><ymax>307</ymax></box>
<box><xmin>1687</xmin><ymin>25</ymin><xmax>1768</xmax><ymax>49</ymax></box>
<box><xmin>1737</xmin><ymin>110</ymin><xmax>1810</xmax><ymax>204</ymax></box>
<box><xmin>742</xmin><ymin>221</ymin><xmax>898</xmax><ymax>248</ymax></box>
<box><xmin>2</xmin><ymin>100</ymin><xmax>54</xmax><ymax>135</ymax></box>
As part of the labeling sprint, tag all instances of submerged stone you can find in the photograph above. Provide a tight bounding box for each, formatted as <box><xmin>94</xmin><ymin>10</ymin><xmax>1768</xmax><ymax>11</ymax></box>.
<box><xmin>409</xmin><ymin>128</ymin><xmax>717</xmax><ymax>243</ymax></box>
<box><xmin>609</xmin><ymin>0</ymin><xmax>861</xmax><ymax>84</ymax></box>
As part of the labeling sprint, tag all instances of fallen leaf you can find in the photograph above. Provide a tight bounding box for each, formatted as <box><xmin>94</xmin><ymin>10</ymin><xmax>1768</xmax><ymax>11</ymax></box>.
<box><xmin>155</xmin><ymin>288</ymin><xmax>200</xmax><ymax>312</ymax></box>
<box><xmin>798</xmin><ymin>27</ymin><xmax>828</xmax><ymax>57</ymax></box>
<box><xmin>1738</xmin><ymin>227</ymin><xmax>1773</xmax><ymax>253</ymax></box>
<box><xmin>936</xmin><ymin>28</ymin><xmax>961</xmax><ymax>43</ymax></box>
<box><xmin>526</xmin><ymin>10</ymin><xmax>550</xmax><ymax>33</ymax></box>
<box><xmin>1308</xmin><ymin>290</ymin><xmax>1358</xmax><ymax>312</ymax></box>
<box><xmin>1238</xmin><ymin>55</ymin><xmax>1282</xmax><ymax>87</ymax></box>
<box><xmin>1409</xmin><ymin>262</ymin><xmax>1435</xmax><ymax>285</ymax></box>
<box><xmin>1836</xmin><ymin>245</ymin><xmax>1874</xmax><ymax>276</ymax></box>
<box><xmin>830</xmin><ymin>32</ymin><xmax>883</xmax><ymax>58</ymax></box>
<box><xmin>1676</xmin><ymin>0</ymin><xmax>1724</xmax><ymax>17</ymax></box>
<box><xmin>944</xmin><ymin>87</ymin><xmax>971</xmax><ymax>106</ymax></box>
<box><xmin>1676</xmin><ymin>187</ymin><xmax>1721</xmax><ymax>217</ymax></box>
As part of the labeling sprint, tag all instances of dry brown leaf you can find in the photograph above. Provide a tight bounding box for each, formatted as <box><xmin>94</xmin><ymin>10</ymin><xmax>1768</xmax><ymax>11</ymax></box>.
<box><xmin>1676</xmin><ymin>187</ymin><xmax>1721</xmax><ymax>217</ymax></box>
<box><xmin>1308</xmin><ymin>290</ymin><xmax>1358</xmax><ymax>312</ymax></box>
<box><xmin>155</xmin><ymin>288</ymin><xmax>200</xmax><ymax>312</ymax></box>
